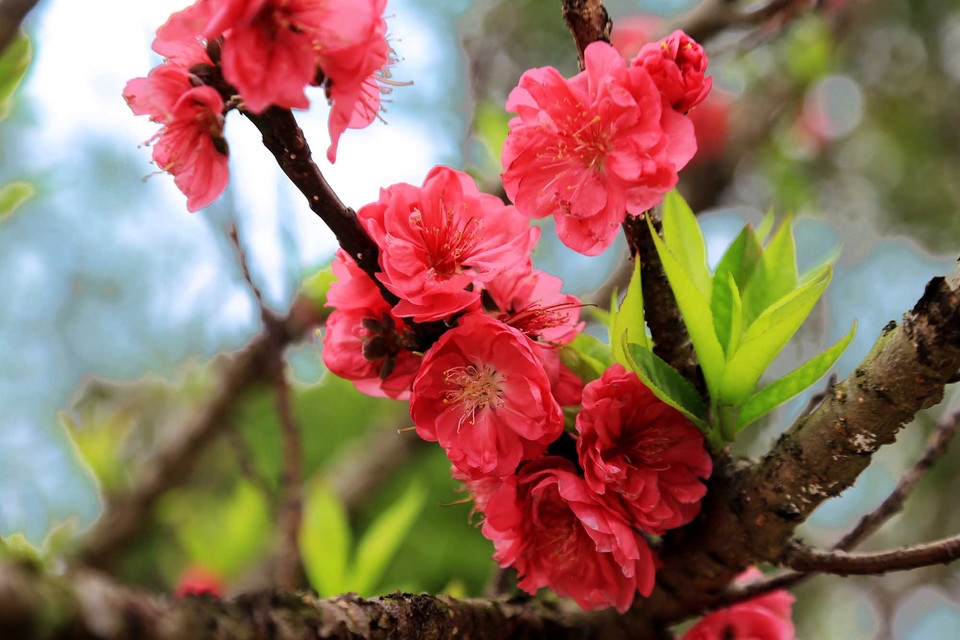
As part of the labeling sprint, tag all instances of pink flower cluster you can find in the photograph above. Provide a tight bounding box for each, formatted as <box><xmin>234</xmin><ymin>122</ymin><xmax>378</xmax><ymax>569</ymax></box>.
<box><xmin>125</xmin><ymin>0</ymin><xmax>394</xmax><ymax>211</ymax></box>
<box><xmin>682</xmin><ymin>569</ymin><xmax>797</xmax><ymax>640</ymax></box>
<box><xmin>324</xmin><ymin>171</ymin><xmax>712</xmax><ymax>608</ymax></box>
<box><xmin>501</xmin><ymin>34</ymin><xmax>711</xmax><ymax>255</ymax></box>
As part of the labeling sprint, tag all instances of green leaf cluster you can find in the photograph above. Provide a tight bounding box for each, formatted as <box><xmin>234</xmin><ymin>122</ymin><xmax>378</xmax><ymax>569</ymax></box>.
<box><xmin>300</xmin><ymin>479</ymin><xmax>426</xmax><ymax>597</ymax></box>
<box><xmin>564</xmin><ymin>191</ymin><xmax>854</xmax><ymax>450</ymax></box>
<box><xmin>0</xmin><ymin>33</ymin><xmax>34</xmax><ymax>221</ymax></box>
<box><xmin>645</xmin><ymin>191</ymin><xmax>854</xmax><ymax>446</ymax></box>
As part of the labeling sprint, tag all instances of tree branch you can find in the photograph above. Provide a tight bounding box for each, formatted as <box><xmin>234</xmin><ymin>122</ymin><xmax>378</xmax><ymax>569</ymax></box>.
<box><xmin>619</xmin><ymin>271</ymin><xmax>960</xmax><ymax>625</ymax></box>
<box><xmin>669</xmin><ymin>0</ymin><xmax>818</xmax><ymax>44</ymax></box>
<box><xmin>781</xmin><ymin>536</ymin><xmax>960</xmax><ymax>575</ymax></box>
<box><xmin>78</xmin><ymin>295</ymin><xmax>323</xmax><ymax>571</ymax></box>
<box><xmin>621</xmin><ymin>212</ymin><xmax>705</xmax><ymax>397</ymax></box>
<box><xmin>0</xmin><ymin>559</ymin><xmax>664</xmax><ymax>640</ymax></box>
<box><xmin>273</xmin><ymin>362</ymin><xmax>304</xmax><ymax>590</ymax></box>
<box><xmin>561</xmin><ymin>0</ymin><xmax>612</xmax><ymax>70</ymax></box>
<box><xmin>0</xmin><ymin>0</ymin><xmax>39</xmax><ymax>56</ymax></box>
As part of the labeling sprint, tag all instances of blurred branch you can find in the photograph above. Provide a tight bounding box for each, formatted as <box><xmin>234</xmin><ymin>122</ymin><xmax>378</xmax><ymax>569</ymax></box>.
<box><xmin>78</xmin><ymin>295</ymin><xmax>324</xmax><ymax>571</ymax></box>
<box><xmin>228</xmin><ymin>222</ymin><xmax>304</xmax><ymax>589</ymax></box>
<box><xmin>273</xmin><ymin>363</ymin><xmax>304</xmax><ymax>590</ymax></box>
<box><xmin>781</xmin><ymin>535</ymin><xmax>960</xmax><ymax>575</ymax></box>
<box><xmin>560</xmin><ymin>0</ymin><xmax>612</xmax><ymax>70</ymax></box>
<box><xmin>621</xmin><ymin>212</ymin><xmax>705</xmax><ymax>398</ymax></box>
<box><xmin>328</xmin><ymin>430</ymin><xmax>430</xmax><ymax>513</ymax></box>
<box><xmin>670</xmin><ymin>0</ymin><xmax>818</xmax><ymax>44</ymax></box>
<box><xmin>0</xmin><ymin>0</ymin><xmax>38</xmax><ymax>55</ymax></box>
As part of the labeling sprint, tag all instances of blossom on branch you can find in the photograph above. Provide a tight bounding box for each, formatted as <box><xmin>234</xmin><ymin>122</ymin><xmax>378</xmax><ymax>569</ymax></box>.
<box><xmin>358</xmin><ymin>166</ymin><xmax>538</xmax><ymax>322</ymax></box>
<box><xmin>322</xmin><ymin>250</ymin><xmax>421</xmax><ymax>400</ymax></box>
<box><xmin>501</xmin><ymin>39</ymin><xmax>699</xmax><ymax>256</ymax></box>
<box><xmin>632</xmin><ymin>30</ymin><xmax>712</xmax><ymax>113</ymax></box>
<box><xmin>682</xmin><ymin>569</ymin><xmax>797</xmax><ymax>640</ymax></box>
<box><xmin>576</xmin><ymin>364</ymin><xmax>711</xmax><ymax>534</ymax></box>
<box><xmin>124</xmin><ymin>64</ymin><xmax>229</xmax><ymax>212</ymax></box>
<box><xmin>410</xmin><ymin>313</ymin><xmax>563</xmax><ymax>479</ymax></box>
<box><xmin>481</xmin><ymin>457</ymin><xmax>658</xmax><ymax>613</ymax></box>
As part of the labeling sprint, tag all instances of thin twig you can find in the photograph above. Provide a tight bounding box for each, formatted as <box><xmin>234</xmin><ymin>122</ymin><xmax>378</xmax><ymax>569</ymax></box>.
<box><xmin>228</xmin><ymin>222</ymin><xmax>266</xmax><ymax>315</ymax></box>
<box><xmin>223</xmin><ymin>427</ymin><xmax>276</xmax><ymax>499</ymax></box>
<box><xmin>782</xmin><ymin>535</ymin><xmax>960</xmax><ymax>575</ymax></box>
<box><xmin>669</xmin><ymin>0</ymin><xmax>817</xmax><ymax>44</ymax></box>
<box><xmin>273</xmin><ymin>361</ymin><xmax>304</xmax><ymax>590</ymax></box>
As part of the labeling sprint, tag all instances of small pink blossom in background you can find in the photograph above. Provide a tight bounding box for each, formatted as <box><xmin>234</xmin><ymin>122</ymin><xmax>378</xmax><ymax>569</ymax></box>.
<box><xmin>682</xmin><ymin>569</ymin><xmax>796</xmax><ymax>640</ymax></box>
<box><xmin>409</xmin><ymin>313</ymin><xmax>563</xmax><ymax>479</ymax></box>
<box><xmin>124</xmin><ymin>65</ymin><xmax>229</xmax><ymax>212</ymax></box>
<box><xmin>322</xmin><ymin>251</ymin><xmax>421</xmax><ymax>400</ymax></box>
<box><xmin>481</xmin><ymin>457</ymin><xmax>658</xmax><ymax>613</ymax></box>
<box><xmin>609</xmin><ymin>14</ymin><xmax>664</xmax><ymax>58</ymax></box>
<box><xmin>576</xmin><ymin>364</ymin><xmax>711</xmax><ymax>535</ymax></box>
<box><xmin>174</xmin><ymin>565</ymin><xmax>224</xmax><ymax>598</ymax></box>
<box><xmin>501</xmin><ymin>40</ymin><xmax>697</xmax><ymax>256</ymax></box>
<box><xmin>358</xmin><ymin>166</ymin><xmax>538</xmax><ymax>322</ymax></box>
<box><xmin>633</xmin><ymin>30</ymin><xmax>712</xmax><ymax>113</ymax></box>
<box><xmin>688</xmin><ymin>91</ymin><xmax>730</xmax><ymax>165</ymax></box>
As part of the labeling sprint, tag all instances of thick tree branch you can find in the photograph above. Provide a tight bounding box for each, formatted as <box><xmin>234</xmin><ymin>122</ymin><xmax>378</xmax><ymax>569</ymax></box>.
<box><xmin>620</xmin><ymin>272</ymin><xmax>960</xmax><ymax>625</ymax></box>
<box><xmin>0</xmin><ymin>560</ymin><xmax>665</xmax><ymax>640</ymax></box>
<box><xmin>781</xmin><ymin>536</ymin><xmax>960</xmax><ymax>575</ymax></box>
<box><xmin>561</xmin><ymin>0</ymin><xmax>612</xmax><ymax>70</ymax></box>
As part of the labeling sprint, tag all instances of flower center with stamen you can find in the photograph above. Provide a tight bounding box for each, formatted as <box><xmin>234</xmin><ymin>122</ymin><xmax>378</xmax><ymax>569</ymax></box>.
<box><xmin>442</xmin><ymin>363</ymin><xmax>504</xmax><ymax>429</ymax></box>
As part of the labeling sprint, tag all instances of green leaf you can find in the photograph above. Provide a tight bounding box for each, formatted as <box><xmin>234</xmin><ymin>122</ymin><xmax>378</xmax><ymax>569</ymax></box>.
<box><xmin>647</xmin><ymin>216</ymin><xmax>726</xmax><ymax>398</ymax></box>
<box><xmin>734</xmin><ymin>322</ymin><xmax>856</xmax><ymax>431</ymax></box>
<box><xmin>719</xmin><ymin>264</ymin><xmax>832</xmax><ymax>405</ymax></box>
<box><xmin>759</xmin><ymin>216</ymin><xmax>798</xmax><ymax>306</ymax></box>
<box><xmin>713</xmin><ymin>224</ymin><xmax>763</xmax><ymax>294</ymax></box>
<box><xmin>299</xmin><ymin>263</ymin><xmax>335</xmax><ymax>311</ymax></box>
<box><xmin>561</xmin><ymin>332</ymin><xmax>613</xmax><ymax>384</ymax></box>
<box><xmin>711</xmin><ymin>272</ymin><xmax>744</xmax><ymax>357</ymax></box>
<box><xmin>661</xmin><ymin>190</ymin><xmax>711</xmax><ymax>297</ymax></box>
<box><xmin>624</xmin><ymin>341</ymin><xmax>707</xmax><ymax>429</ymax></box>
<box><xmin>611</xmin><ymin>260</ymin><xmax>648</xmax><ymax>365</ymax></box>
<box><xmin>351</xmin><ymin>479</ymin><xmax>427</xmax><ymax>596</ymax></box>
<box><xmin>0</xmin><ymin>33</ymin><xmax>31</xmax><ymax>121</ymax></box>
<box><xmin>300</xmin><ymin>481</ymin><xmax>353</xmax><ymax>597</ymax></box>
<box><xmin>756</xmin><ymin>209</ymin><xmax>776</xmax><ymax>242</ymax></box>
<box><xmin>0</xmin><ymin>181</ymin><xmax>33</xmax><ymax>220</ymax></box>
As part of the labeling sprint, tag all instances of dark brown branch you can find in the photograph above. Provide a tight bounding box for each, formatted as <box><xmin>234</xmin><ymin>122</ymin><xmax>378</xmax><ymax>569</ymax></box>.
<box><xmin>561</xmin><ymin>0</ymin><xmax>612</xmax><ymax>70</ymax></box>
<box><xmin>0</xmin><ymin>0</ymin><xmax>39</xmax><ymax>56</ymax></box>
<box><xmin>78</xmin><ymin>296</ymin><xmax>324</xmax><ymax>571</ymax></box>
<box><xmin>621</xmin><ymin>212</ymin><xmax>705</xmax><ymax>398</ymax></box>
<box><xmin>0</xmin><ymin>559</ymin><xmax>662</xmax><ymax>640</ymax></box>
<box><xmin>782</xmin><ymin>536</ymin><xmax>960</xmax><ymax>575</ymax></box>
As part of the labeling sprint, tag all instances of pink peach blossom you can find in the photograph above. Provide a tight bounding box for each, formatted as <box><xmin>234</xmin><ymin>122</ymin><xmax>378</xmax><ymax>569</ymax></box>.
<box><xmin>633</xmin><ymin>30</ymin><xmax>712</xmax><ymax>113</ymax></box>
<box><xmin>124</xmin><ymin>64</ymin><xmax>229</xmax><ymax>212</ymax></box>
<box><xmin>358</xmin><ymin>166</ymin><xmax>538</xmax><ymax>322</ymax></box>
<box><xmin>410</xmin><ymin>313</ymin><xmax>563</xmax><ymax>479</ymax></box>
<box><xmin>481</xmin><ymin>457</ymin><xmax>658</xmax><ymax>612</ymax></box>
<box><xmin>501</xmin><ymin>40</ymin><xmax>697</xmax><ymax>256</ymax></box>
<box><xmin>682</xmin><ymin>569</ymin><xmax>796</xmax><ymax>640</ymax></box>
<box><xmin>576</xmin><ymin>364</ymin><xmax>711</xmax><ymax>534</ymax></box>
